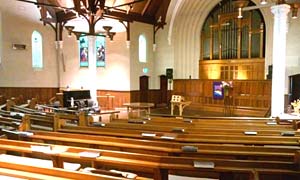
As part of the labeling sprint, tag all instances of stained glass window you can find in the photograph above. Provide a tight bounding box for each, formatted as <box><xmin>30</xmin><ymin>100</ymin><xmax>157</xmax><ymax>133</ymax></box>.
<box><xmin>95</xmin><ymin>36</ymin><xmax>105</xmax><ymax>67</ymax></box>
<box><xmin>79</xmin><ymin>36</ymin><xmax>89</xmax><ymax>67</ymax></box>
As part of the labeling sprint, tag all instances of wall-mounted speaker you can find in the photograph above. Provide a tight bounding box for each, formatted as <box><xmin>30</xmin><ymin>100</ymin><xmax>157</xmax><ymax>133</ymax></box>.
<box><xmin>12</xmin><ymin>44</ymin><xmax>26</xmax><ymax>50</ymax></box>
<box><xmin>166</xmin><ymin>68</ymin><xmax>173</xmax><ymax>79</ymax></box>
<box><xmin>267</xmin><ymin>65</ymin><xmax>272</xmax><ymax>80</ymax></box>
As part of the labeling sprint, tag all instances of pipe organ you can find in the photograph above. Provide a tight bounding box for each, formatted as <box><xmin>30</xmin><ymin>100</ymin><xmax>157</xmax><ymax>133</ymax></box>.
<box><xmin>200</xmin><ymin>0</ymin><xmax>265</xmax><ymax>80</ymax></box>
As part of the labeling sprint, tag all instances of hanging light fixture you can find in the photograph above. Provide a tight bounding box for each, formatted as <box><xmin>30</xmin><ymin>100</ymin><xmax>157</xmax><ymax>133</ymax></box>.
<box><xmin>260</xmin><ymin>0</ymin><xmax>267</xmax><ymax>5</ymax></box>
<box><xmin>292</xmin><ymin>7</ymin><xmax>298</xmax><ymax>19</ymax></box>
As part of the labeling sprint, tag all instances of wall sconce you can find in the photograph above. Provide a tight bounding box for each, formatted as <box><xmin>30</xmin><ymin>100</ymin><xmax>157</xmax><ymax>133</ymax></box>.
<box><xmin>238</xmin><ymin>7</ymin><xmax>243</xmax><ymax>18</ymax></box>
<box><xmin>108</xmin><ymin>32</ymin><xmax>116</xmax><ymax>41</ymax></box>
<box><xmin>260</xmin><ymin>0</ymin><xmax>267</xmax><ymax>5</ymax></box>
<box><xmin>292</xmin><ymin>7</ymin><xmax>298</xmax><ymax>19</ymax></box>
<box><xmin>103</xmin><ymin>26</ymin><xmax>116</xmax><ymax>41</ymax></box>
<box><xmin>65</xmin><ymin>26</ymin><xmax>74</xmax><ymax>37</ymax></box>
<box><xmin>65</xmin><ymin>25</ymin><xmax>116</xmax><ymax>40</ymax></box>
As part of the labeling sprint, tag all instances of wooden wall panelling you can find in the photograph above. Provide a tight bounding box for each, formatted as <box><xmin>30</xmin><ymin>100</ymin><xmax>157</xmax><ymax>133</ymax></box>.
<box><xmin>199</xmin><ymin>58</ymin><xmax>265</xmax><ymax>80</ymax></box>
<box><xmin>0</xmin><ymin>87</ymin><xmax>59</xmax><ymax>104</ymax></box>
<box><xmin>97</xmin><ymin>90</ymin><xmax>131</xmax><ymax>109</ymax></box>
<box><xmin>172</xmin><ymin>79</ymin><xmax>271</xmax><ymax>116</ymax></box>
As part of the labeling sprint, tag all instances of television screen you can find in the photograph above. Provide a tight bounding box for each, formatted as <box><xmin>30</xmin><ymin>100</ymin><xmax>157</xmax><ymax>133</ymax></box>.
<box><xmin>213</xmin><ymin>82</ymin><xmax>224</xmax><ymax>99</ymax></box>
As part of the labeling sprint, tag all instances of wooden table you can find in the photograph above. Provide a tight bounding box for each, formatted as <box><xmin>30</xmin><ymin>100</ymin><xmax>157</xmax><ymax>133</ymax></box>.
<box><xmin>123</xmin><ymin>102</ymin><xmax>154</xmax><ymax>118</ymax></box>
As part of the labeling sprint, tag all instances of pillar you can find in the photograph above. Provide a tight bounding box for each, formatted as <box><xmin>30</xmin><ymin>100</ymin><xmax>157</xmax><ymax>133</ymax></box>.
<box><xmin>271</xmin><ymin>4</ymin><xmax>290</xmax><ymax>117</ymax></box>
<box><xmin>87</xmin><ymin>36</ymin><xmax>98</xmax><ymax>106</ymax></box>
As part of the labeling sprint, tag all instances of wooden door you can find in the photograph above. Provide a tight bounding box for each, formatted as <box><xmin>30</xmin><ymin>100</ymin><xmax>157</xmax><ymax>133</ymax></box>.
<box><xmin>160</xmin><ymin>75</ymin><xmax>168</xmax><ymax>105</ymax></box>
<box><xmin>289</xmin><ymin>74</ymin><xmax>300</xmax><ymax>102</ymax></box>
<box><xmin>139</xmin><ymin>76</ymin><xmax>149</xmax><ymax>102</ymax></box>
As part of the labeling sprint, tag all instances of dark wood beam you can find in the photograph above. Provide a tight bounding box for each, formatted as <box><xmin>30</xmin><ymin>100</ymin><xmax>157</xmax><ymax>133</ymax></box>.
<box><xmin>56</xmin><ymin>11</ymin><xmax>77</xmax><ymax>22</ymax></box>
<box><xmin>105</xmin><ymin>10</ymin><xmax>155</xmax><ymax>24</ymax></box>
<box><xmin>141</xmin><ymin>0</ymin><xmax>151</xmax><ymax>16</ymax></box>
<box><xmin>154</xmin><ymin>0</ymin><xmax>171</xmax><ymax>25</ymax></box>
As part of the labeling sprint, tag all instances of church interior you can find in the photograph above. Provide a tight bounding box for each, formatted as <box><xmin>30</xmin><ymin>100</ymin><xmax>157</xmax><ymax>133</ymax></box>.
<box><xmin>1</xmin><ymin>0</ymin><xmax>300</xmax><ymax>179</ymax></box>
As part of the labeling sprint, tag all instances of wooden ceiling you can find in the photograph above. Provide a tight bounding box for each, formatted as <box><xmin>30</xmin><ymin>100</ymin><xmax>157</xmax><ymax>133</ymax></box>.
<box><xmin>18</xmin><ymin>0</ymin><xmax>171</xmax><ymax>26</ymax></box>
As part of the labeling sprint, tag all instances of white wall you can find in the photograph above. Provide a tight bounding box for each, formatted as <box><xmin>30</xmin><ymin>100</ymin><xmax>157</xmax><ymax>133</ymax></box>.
<box><xmin>0</xmin><ymin>11</ymin><xmax>57</xmax><ymax>87</ymax></box>
<box><xmin>129</xmin><ymin>22</ymin><xmax>155</xmax><ymax>90</ymax></box>
<box><xmin>61</xmin><ymin>31</ymin><xmax>131</xmax><ymax>91</ymax></box>
<box><xmin>0</xmin><ymin>1</ymin><xmax>132</xmax><ymax>91</ymax></box>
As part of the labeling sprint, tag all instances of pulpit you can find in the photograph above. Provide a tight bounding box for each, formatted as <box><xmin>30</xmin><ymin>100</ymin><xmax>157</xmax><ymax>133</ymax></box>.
<box><xmin>170</xmin><ymin>95</ymin><xmax>191</xmax><ymax>116</ymax></box>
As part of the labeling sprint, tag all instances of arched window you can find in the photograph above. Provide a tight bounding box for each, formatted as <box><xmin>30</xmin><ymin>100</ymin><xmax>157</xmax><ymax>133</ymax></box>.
<box><xmin>31</xmin><ymin>30</ymin><xmax>43</xmax><ymax>69</ymax></box>
<box><xmin>96</xmin><ymin>36</ymin><xmax>105</xmax><ymax>67</ymax></box>
<box><xmin>139</xmin><ymin>34</ymin><xmax>147</xmax><ymax>63</ymax></box>
<box><xmin>79</xmin><ymin>36</ymin><xmax>89</xmax><ymax>67</ymax></box>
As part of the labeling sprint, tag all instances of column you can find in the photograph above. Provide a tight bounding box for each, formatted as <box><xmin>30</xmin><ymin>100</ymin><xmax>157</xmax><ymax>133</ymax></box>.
<box><xmin>55</xmin><ymin>41</ymin><xmax>63</xmax><ymax>88</ymax></box>
<box><xmin>271</xmin><ymin>4</ymin><xmax>290</xmax><ymax>117</ymax></box>
<box><xmin>87</xmin><ymin>36</ymin><xmax>98</xmax><ymax>106</ymax></box>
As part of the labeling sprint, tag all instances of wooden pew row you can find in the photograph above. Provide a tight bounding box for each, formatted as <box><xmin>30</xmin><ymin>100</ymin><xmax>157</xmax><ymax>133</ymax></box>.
<box><xmin>0</xmin><ymin>108</ymin><xmax>57</xmax><ymax>131</ymax></box>
<box><xmin>11</xmin><ymin>130</ymin><xmax>300</xmax><ymax>162</ymax></box>
<box><xmin>146</xmin><ymin>115</ymin><xmax>300</xmax><ymax>128</ymax></box>
<box><xmin>114</xmin><ymin>116</ymin><xmax>299</xmax><ymax>129</ymax></box>
<box><xmin>0</xmin><ymin>138</ymin><xmax>299</xmax><ymax>180</ymax></box>
<box><xmin>100</xmin><ymin>121</ymin><xmax>298</xmax><ymax>136</ymax></box>
<box><xmin>12</xmin><ymin>104</ymin><xmax>44</xmax><ymax>114</ymax></box>
<box><xmin>57</xmin><ymin>125</ymin><xmax>300</xmax><ymax>146</ymax></box>
<box><xmin>0</xmin><ymin>159</ymin><xmax>130</xmax><ymax>180</ymax></box>
<box><xmin>0</xmin><ymin>116</ymin><xmax>23</xmax><ymax>131</ymax></box>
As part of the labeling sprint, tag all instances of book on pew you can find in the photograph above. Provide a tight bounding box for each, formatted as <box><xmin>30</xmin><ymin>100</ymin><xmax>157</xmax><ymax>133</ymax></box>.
<box><xmin>182</xmin><ymin>146</ymin><xmax>198</xmax><ymax>152</ymax></box>
<box><xmin>31</xmin><ymin>145</ymin><xmax>68</xmax><ymax>154</ymax></box>
<box><xmin>172</xmin><ymin>127</ymin><xmax>185</xmax><ymax>133</ymax></box>
<box><xmin>281</xmin><ymin>131</ymin><xmax>295</xmax><ymax>136</ymax></box>
<box><xmin>160</xmin><ymin>135</ymin><xmax>176</xmax><ymax>140</ymax></box>
<box><xmin>183</xmin><ymin>118</ymin><xmax>193</xmax><ymax>123</ymax></box>
<box><xmin>79</xmin><ymin>151</ymin><xmax>100</xmax><ymax>158</ymax></box>
<box><xmin>266</xmin><ymin>121</ymin><xmax>277</xmax><ymax>125</ymax></box>
<box><xmin>128</xmin><ymin>119</ymin><xmax>146</xmax><ymax>124</ymax></box>
<box><xmin>31</xmin><ymin>145</ymin><xmax>51</xmax><ymax>153</ymax></box>
<box><xmin>193</xmin><ymin>161</ymin><xmax>215</xmax><ymax>169</ymax></box>
<box><xmin>110</xmin><ymin>169</ymin><xmax>137</xmax><ymax>179</ymax></box>
<box><xmin>92</xmin><ymin>122</ymin><xmax>106</xmax><ymax>127</ymax></box>
<box><xmin>142</xmin><ymin>117</ymin><xmax>151</xmax><ymax>121</ymax></box>
<box><xmin>141</xmin><ymin>133</ymin><xmax>156</xmax><ymax>137</ymax></box>
<box><xmin>2</xmin><ymin>129</ymin><xmax>34</xmax><ymax>137</ymax></box>
<box><xmin>10</xmin><ymin>112</ymin><xmax>25</xmax><ymax>118</ymax></box>
<box><xmin>244</xmin><ymin>131</ymin><xmax>257</xmax><ymax>135</ymax></box>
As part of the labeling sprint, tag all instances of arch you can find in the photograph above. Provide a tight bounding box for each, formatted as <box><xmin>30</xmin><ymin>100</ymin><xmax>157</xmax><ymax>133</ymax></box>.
<box><xmin>31</xmin><ymin>30</ymin><xmax>43</xmax><ymax>69</ymax></box>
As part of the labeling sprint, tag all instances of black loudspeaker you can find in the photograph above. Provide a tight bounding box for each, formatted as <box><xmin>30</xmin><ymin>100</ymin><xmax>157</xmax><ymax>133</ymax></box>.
<box><xmin>267</xmin><ymin>65</ymin><xmax>272</xmax><ymax>80</ymax></box>
<box><xmin>166</xmin><ymin>68</ymin><xmax>173</xmax><ymax>79</ymax></box>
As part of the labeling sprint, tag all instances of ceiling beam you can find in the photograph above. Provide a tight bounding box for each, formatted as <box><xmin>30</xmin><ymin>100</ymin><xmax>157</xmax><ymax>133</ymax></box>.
<box><xmin>141</xmin><ymin>0</ymin><xmax>151</xmax><ymax>15</ymax></box>
<box><xmin>105</xmin><ymin>10</ymin><xmax>155</xmax><ymax>24</ymax></box>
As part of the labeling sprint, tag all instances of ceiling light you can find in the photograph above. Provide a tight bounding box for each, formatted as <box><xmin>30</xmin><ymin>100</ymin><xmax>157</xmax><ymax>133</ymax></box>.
<box><xmin>292</xmin><ymin>7</ymin><xmax>298</xmax><ymax>19</ymax></box>
<box><xmin>260</xmin><ymin>0</ymin><xmax>267</xmax><ymax>5</ymax></box>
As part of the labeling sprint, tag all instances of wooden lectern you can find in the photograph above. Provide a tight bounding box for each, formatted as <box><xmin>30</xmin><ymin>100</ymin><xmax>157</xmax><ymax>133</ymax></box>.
<box><xmin>170</xmin><ymin>95</ymin><xmax>191</xmax><ymax>116</ymax></box>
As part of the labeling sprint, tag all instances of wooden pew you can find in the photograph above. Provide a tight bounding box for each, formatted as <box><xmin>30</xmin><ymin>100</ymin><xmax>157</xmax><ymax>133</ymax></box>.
<box><xmin>56</xmin><ymin>124</ymin><xmax>300</xmax><ymax>146</ymax></box>
<box><xmin>0</xmin><ymin>138</ymin><xmax>299</xmax><ymax>179</ymax></box>
<box><xmin>0</xmin><ymin>159</ymin><xmax>130</xmax><ymax>180</ymax></box>
<box><xmin>100</xmin><ymin>120</ymin><xmax>298</xmax><ymax>136</ymax></box>
<box><xmin>0</xmin><ymin>116</ymin><xmax>24</xmax><ymax>131</ymax></box>
<box><xmin>14</xmin><ymin>130</ymin><xmax>300</xmax><ymax>162</ymax></box>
